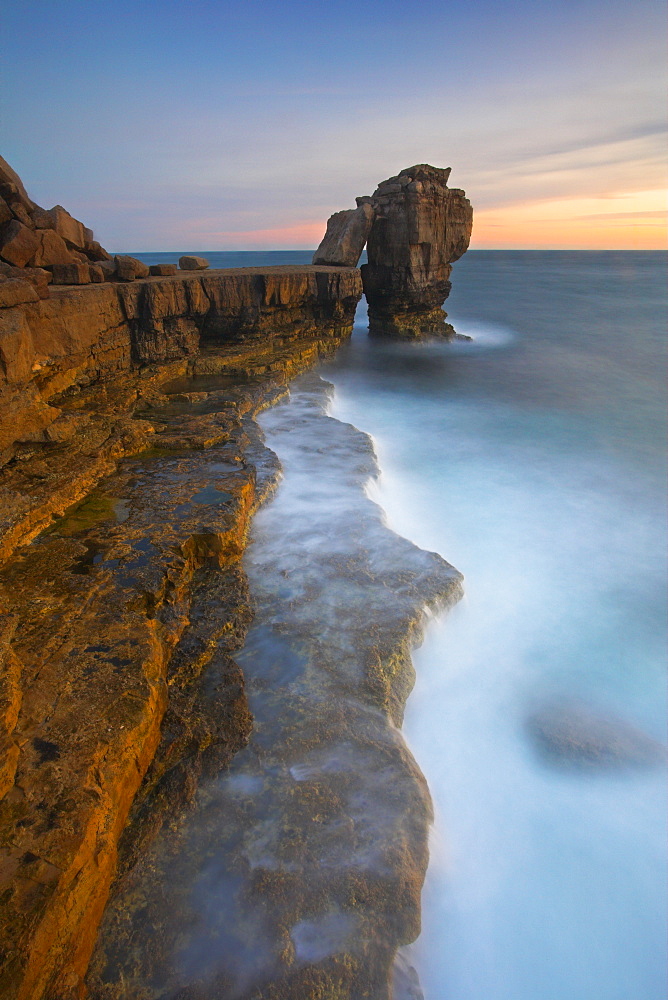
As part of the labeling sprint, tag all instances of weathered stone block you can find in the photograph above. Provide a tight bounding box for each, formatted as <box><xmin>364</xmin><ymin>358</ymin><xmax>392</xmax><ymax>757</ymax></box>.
<box><xmin>9</xmin><ymin>202</ymin><xmax>34</xmax><ymax>229</ymax></box>
<box><xmin>0</xmin><ymin>155</ymin><xmax>35</xmax><ymax>213</ymax></box>
<box><xmin>0</xmin><ymin>307</ymin><xmax>36</xmax><ymax>381</ymax></box>
<box><xmin>0</xmin><ymin>197</ymin><xmax>11</xmax><ymax>228</ymax></box>
<box><xmin>44</xmin><ymin>205</ymin><xmax>86</xmax><ymax>249</ymax></box>
<box><xmin>83</xmin><ymin>239</ymin><xmax>111</xmax><ymax>262</ymax></box>
<box><xmin>312</xmin><ymin>203</ymin><xmax>375</xmax><ymax>267</ymax></box>
<box><xmin>0</xmin><ymin>263</ymin><xmax>51</xmax><ymax>299</ymax></box>
<box><xmin>149</xmin><ymin>263</ymin><xmax>178</xmax><ymax>276</ymax></box>
<box><xmin>0</xmin><ymin>277</ymin><xmax>39</xmax><ymax>310</ymax></box>
<box><xmin>98</xmin><ymin>259</ymin><xmax>117</xmax><ymax>279</ymax></box>
<box><xmin>31</xmin><ymin>206</ymin><xmax>53</xmax><ymax>229</ymax></box>
<box><xmin>30</xmin><ymin>229</ymin><xmax>76</xmax><ymax>268</ymax></box>
<box><xmin>179</xmin><ymin>255</ymin><xmax>209</xmax><ymax>270</ymax></box>
<box><xmin>0</xmin><ymin>220</ymin><xmax>40</xmax><ymax>268</ymax></box>
<box><xmin>51</xmin><ymin>262</ymin><xmax>91</xmax><ymax>285</ymax></box>
<box><xmin>115</xmin><ymin>255</ymin><xmax>150</xmax><ymax>281</ymax></box>
<box><xmin>88</xmin><ymin>264</ymin><xmax>105</xmax><ymax>283</ymax></box>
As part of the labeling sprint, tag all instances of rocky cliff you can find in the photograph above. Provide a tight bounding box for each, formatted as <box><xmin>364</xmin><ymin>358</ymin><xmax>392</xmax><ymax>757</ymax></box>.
<box><xmin>363</xmin><ymin>164</ymin><xmax>473</xmax><ymax>337</ymax></box>
<box><xmin>0</xmin><ymin>159</ymin><xmax>366</xmax><ymax>1000</ymax></box>
<box><xmin>312</xmin><ymin>163</ymin><xmax>473</xmax><ymax>338</ymax></box>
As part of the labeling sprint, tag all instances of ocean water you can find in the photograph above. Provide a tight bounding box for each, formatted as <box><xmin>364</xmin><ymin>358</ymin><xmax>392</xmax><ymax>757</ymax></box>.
<box><xmin>127</xmin><ymin>249</ymin><xmax>318</xmax><ymax>268</ymax></box>
<box><xmin>122</xmin><ymin>248</ymin><xmax>666</xmax><ymax>996</ymax></box>
<box><xmin>322</xmin><ymin>251</ymin><xmax>667</xmax><ymax>1000</ymax></box>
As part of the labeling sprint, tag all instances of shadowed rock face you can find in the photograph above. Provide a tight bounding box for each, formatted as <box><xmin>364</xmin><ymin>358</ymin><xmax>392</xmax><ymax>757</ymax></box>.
<box><xmin>312</xmin><ymin>203</ymin><xmax>375</xmax><ymax>267</ymax></box>
<box><xmin>362</xmin><ymin>164</ymin><xmax>473</xmax><ymax>338</ymax></box>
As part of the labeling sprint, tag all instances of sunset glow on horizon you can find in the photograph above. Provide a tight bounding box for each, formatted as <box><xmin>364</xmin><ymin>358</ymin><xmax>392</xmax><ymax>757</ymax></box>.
<box><xmin>2</xmin><ymin>0</ymin><xmax>665</xmax><ymax>252</ymax></box>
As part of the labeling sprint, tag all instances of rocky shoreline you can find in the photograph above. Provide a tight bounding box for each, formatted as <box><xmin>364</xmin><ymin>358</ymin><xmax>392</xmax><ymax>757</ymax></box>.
<box><xmin>0</xmin><ymin>303</ymin><xmax>362</xmax><ymax>999</ymax></box>
<box><xmin>1</xmin><ymin>158</ymin><xmax>471</xmax><ymax>998</ymax></box>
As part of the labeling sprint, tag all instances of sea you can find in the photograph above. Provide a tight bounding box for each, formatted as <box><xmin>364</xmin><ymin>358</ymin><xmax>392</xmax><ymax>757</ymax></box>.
<box><xmin>131</xmin><ymin>249</ymin><xmax>667</xmax><ymax>999</ymax></box>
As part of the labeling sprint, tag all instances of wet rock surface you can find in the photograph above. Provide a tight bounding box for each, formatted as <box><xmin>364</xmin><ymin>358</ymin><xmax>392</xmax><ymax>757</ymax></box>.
<box><xmin>86</xmin><ymin>374</ymin><xmax>463</xmax><ymax>1000</ymax></box>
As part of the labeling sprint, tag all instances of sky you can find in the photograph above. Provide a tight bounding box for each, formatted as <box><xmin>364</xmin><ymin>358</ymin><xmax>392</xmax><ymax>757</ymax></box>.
<box><xmin>1</xmin><ymin>0</ymin><xmax>666</xmax><ymax>250</ymax></box>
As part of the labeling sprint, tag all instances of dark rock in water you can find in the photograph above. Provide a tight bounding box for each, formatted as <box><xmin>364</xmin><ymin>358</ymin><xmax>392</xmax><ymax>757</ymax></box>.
<box><xmin>312</xmin><ymin>202</ymin><xmax>375</xmax><ymax>267</ymax></box>
<box><xmin>362</xmin><ymin>163</ymin><xmax>473</xmax><ymax>339</ymax></box>
<box><xmin>527</xmin><ymin>698</ymin><xmax>665</xmax><ymax>770</ymax></box>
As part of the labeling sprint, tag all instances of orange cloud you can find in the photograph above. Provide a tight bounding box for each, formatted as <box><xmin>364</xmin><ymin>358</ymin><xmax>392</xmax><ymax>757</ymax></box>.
<box><xmin>472</xmin><ymin>189</ymin><xmax>667</xmax><ymax>250</ymax></box>
<box><xmin>199</xmin><ymin>221</ymin><xmax>326</xmax><ymax>249</ymax></box>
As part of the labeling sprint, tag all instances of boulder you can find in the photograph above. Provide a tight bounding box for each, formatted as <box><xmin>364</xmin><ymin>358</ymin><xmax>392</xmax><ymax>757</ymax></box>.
<box><xmin>0</xmin><ymin>197</ymin><xmax>11</xmax><ymax>228</ymax></box>
<box><xmin>51</xmin><ymin>262</ymin><xmax>91</xmax><ymax>285</ymax></box>
<box><xmin>149</xmin><ymin>263</ymin><xmax>178</xmax><ymax>276</ymax></box>
<box><xmin>31</xmin><ymin>206</ymin><xmax>53</xmax><ymax>230</ymax></box>
<box><xmin>362</xmin><ymin>164</ymin><xmax>473</xmax><ymax>337</ymax></box>
<box><xmin>83</xmin><ymin>239</ymin><xmax>112</xmax><ymax>262</ymax></box>
<box><xmin>8</xmin><ymin>202</ymin><xmax>34</xmax><ymax>229</ymax></box>
<box><xmin>0</xmin><ymin>277</ymin><xmax>39</xmax><ymax>309</ymax></box>
<box><xmin>98</xmin><ymin>259</ymin><xmax>117</xmax><ymax>279</ymax></box>
<box><xmin>179</xmin><ymin>255</ymin><xmax>209</xmax><ymax>270</ymax></box>
<box><xmin>312</xmin><ymin>203</ymin><xmax>375</xmax><ymax>267</ymax></box>
<box><xmin>0</xmin><ymin>155</ymin><xmax>35</xmax><ymax>213</ymax></box>
<box><xmin>115</xmin><ymin>255</ymin><xmax>150</xmax><ymax>281</ymax></box>
<box><xmin>43</xmin><ymin>205</ymin><xmax>86</xmax><ymax>250</ymax></box>
<box><xmin>30</xmin><ymin>229</ymin><xmax>76</xmax><ymax>268</ymax></box>
<box><xmin>0</xmin><ymin>263</ymin><xmax>52</xmax><ymax>299</ymax></box>
<box><xmin>88</xmin><ymin>264</ymin><xmax>106</xmax><ymax>283</ymax></box>
<box><xmin>0</xmin><ymin>219</ymin><xmax>40</xmax><ymax>268</ymax></box>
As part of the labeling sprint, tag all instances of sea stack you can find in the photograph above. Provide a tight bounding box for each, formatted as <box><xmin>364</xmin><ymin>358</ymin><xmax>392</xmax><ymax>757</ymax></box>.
<box><xmin>362</xmin><ymin>164</ymin><xmax>473</xmax><ymax>337</ymax></box>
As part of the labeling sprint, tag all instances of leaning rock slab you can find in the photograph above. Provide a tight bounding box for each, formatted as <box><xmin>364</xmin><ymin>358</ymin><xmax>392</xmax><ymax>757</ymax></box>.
<box><xmin>0</xmin><ymin>220</ymin><xmax>40</xmax><ymax>268</ymax></box>
<box><xmin>179</xmin><ymin>255</ymin><xmax>209</xmax><ymax>270</ymax></box>
<box><xmin>42</xmin><ymin>205</ymin><xmax>86</xmax><ymax>250</ymax></box>
<box><xmin>0</xmin><ymin>156</ymin><xmax>35</xmax><ymax>214</ymax></box>
<box><xmin>312</xmin><ymin>202</ymin><xmax>375</xmax><ymax>267</ymax></box>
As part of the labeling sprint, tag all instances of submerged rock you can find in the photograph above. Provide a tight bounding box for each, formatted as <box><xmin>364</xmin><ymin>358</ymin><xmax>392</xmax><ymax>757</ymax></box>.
<box><xmin>526</xmin><ymin>697</ymin><xmax>665</xmax><ymax>770</ymax></box>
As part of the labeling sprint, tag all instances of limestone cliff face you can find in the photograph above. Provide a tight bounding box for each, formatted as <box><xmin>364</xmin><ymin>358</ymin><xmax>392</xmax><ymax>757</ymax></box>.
<box><xmin>362</xmin><ymin>164</ymin><xmax>472</xmax><ymax>337</ymax></box>
<box><xmin>0</xmin><ymin>266</ymin><xmax>362</xmax><ymax>471</ymax></box>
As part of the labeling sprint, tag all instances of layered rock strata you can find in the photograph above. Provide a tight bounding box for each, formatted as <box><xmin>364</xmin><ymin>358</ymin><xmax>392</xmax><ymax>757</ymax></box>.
<box><xmin>0</xmin><ymin>233</ymin><xmax>362</xmax><ymax>999</ymax></box>
<box><xmin>0</xmin><ymin>333</ymin><xmax>359</xmax><ymax>1000</ymax></box>
<box><xmin>312</xmin><ymin>164</ymin><xmax>473</xmax><ymax>338</ymax></box>
<box><xmin>362</xmin><ymin>164</ymin><xmax>473</xmax><ymax>337</ymax></box>
<box><xmin>86</xmin><ymin>374</ymin><xmax>463</xmax><ymax>1000</ymax></box>
<box><xmin>0</xmin><ymin>264</ymin><xmax>361</xmax><ymax>481</ymax></box>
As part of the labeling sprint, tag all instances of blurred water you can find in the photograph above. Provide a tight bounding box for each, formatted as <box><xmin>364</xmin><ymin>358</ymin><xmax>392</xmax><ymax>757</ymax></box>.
<box><xmin>322</xmin><ymin>252</ymin><xmax>667</xmax><ymax>1000</ymax></box>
